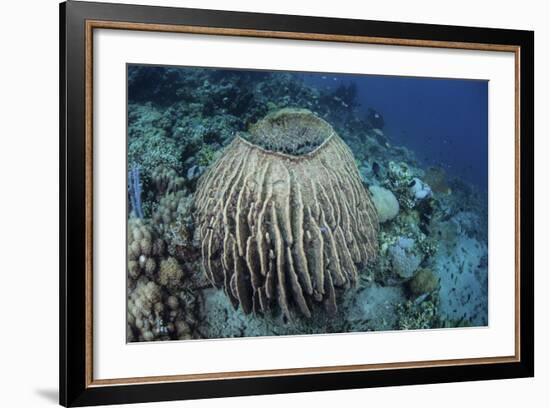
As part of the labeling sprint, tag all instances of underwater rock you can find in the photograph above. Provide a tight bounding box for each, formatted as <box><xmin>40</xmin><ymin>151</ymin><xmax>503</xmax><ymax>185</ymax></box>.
<box><xmin>194</xmin><ymin>108</ymin><xmax>379</xmax><ymax>320</ymax></box>
<box><xmin>388</xmin><ymin>237</ymin><xmax>422</xmax><ymax>279</ymax></box>
<box><xmin>186</xmin><ymin>165</ymin><xmax>205</xmax><ymax>180</ymax></box>
<box><xmin>368</xmin><ymin>185</ymin><xmax>400</xmax><ymax>223</ymax></box>
<box><xmin>408</xmin><ymin>268</ymin><xmax>439</xmax><ymax>297</ymax></box>
<box><xmin>372</xmin><ymin>161</ymin><xmax>382</xmax><ymax>178</ymax></box>
<box><xmin>367</xmin><ymin>108</ymin><xmax>385</xmax><ymax>130</ymax></box>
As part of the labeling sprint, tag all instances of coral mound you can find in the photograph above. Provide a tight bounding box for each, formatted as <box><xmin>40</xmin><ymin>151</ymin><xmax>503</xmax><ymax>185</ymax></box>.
<box><xmin>369</xmin><ymin>185</ymin><xmax>399</xmax><ymax>223</ymax></box>
<box><xmin>194</xmin><ymin>109</ymin><xmax>379</xmax><ymax>319</ymax></box>
<box><xmin>408</xmin><ymin>268</ymin><xmax>439</xmax><ymax>296</ymax></box>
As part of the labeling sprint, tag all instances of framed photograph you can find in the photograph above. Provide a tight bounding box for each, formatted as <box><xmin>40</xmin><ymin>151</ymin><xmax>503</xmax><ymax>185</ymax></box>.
<box><xmin>60</xmin><ymin>1</ymin><xmax>534</xmax><ymax>406</ymax></box>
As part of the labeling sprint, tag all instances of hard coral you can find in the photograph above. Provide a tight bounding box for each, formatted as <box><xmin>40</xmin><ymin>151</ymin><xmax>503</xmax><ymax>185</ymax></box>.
<box><xmin>159</xmin><ymin>257</ymin><xmax>185</xmax><ymax>289</ymax></box>
<box><xmin>127</xmin><ymin>217</ymin><xmax>165</xmax><ymax>280</ymax></box>
<box><xmin>408</xmin><ymin>268</ymin><xmax>439</xmax><ymax>296</ymax></box>
<box><xmin>396</xmin><ymin>298</ymin><xmax>438</xmax><ymax>330</ymax></box>
<box><xmin>388</xmin><ymin>237</ymin><xmax>421</xmax><ymax>279</ymax></box>
<box><xmin>127</xmin><ymin>278</ymin><xmax>163</xmax><ymax>341</ymax></box>
<box><xmin>151</xmin><ymin>165</ymin><xmax>185</xmax><ymax>197</ymax></box>
<box><xmin>127</xmin><ymin>277</ymin><xmax>194</xmax><ymax>342</ymax></box>
<box><xmin>194</xmin><ymin>109</ymin><xmax>379</xmax><ymax>320</ymax></box>
<box><xmin>368</xmin><ymin>185</ymin><xmax>399</xmax><ymax>223</ymax></box>
<box><xmin>152</xmin><ymin>190</ymin><xmax>195</xmax><ymax>260</ymax></box>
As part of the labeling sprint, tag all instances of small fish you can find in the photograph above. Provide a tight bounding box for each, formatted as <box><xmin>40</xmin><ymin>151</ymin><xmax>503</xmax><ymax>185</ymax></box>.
<box><xmin>372</xmin><ymin>162</ymin><xmax>381</xmax><ymax>177</ymax></box>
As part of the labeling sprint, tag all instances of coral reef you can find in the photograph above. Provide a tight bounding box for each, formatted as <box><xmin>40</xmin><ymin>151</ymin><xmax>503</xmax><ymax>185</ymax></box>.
<box><xmin>396</xmin><ymin>298</ymin><xmax>439</xmax><ymax>330</ymax></box>
<box><xmin>424</xmin><ymin>166</ymin><xmax>451</xmax><ymax>195</ymax></box>
<box><xmin>195</xmin><ymin>109</ymin><xmax>379</xmax><ymax>319</ymax></box>
<box><xmin>158</xmin><ymin>257</ymin><xmax>185</xmax><ymax>289</ymax></box>
<box><xmin>385</xmin><ymin>161</ymin><xmax>416</xmax><ymax>209</ymax></box>
<box><xmin>125</xmin><ymin>65</ymin><xmax>489</xmax><ymax>341</ymax></box>
<box><xmin>368</xmin><ymin>185</ymin><xmax>400</xmax><ymax>223</ymax></box>
<box><xmin>127</xmin><ymin>277</ymin><xmax>196</xmax><ymax>341</ymax></box>
<box><xmin>388</xmin><ymin>237</ymin><xmax>422</xmax><ymax>279</ymax></box>
<box><xmin>151</xmin><ymin>165</ymin><xmax>185</xmax><ymax>197</ymax></box>
<box><xmin>152</xmin><ymin>190</ymin><xmax>194</xmax><ymax>259</ymax></box>
<box><xmin>127</xmin><ymin>217</ymin><xmax>165</xmax><ymax>280</ymax></box>
<box><xmin>127</xmin><ymin>278</ymin><xmax>164</xmax><ymax>341</ymax></box>
<box><xmin>408</xmin><ymin>268</ymin><xmax>439</xmax><ymax>297</ymax></box>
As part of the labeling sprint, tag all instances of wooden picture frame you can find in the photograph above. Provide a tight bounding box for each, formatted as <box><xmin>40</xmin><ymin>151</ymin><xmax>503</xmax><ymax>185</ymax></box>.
<box><xmin>60</xmin><ymin>1</ymin><xmax>534</xmax><ymax>406</ymax></box>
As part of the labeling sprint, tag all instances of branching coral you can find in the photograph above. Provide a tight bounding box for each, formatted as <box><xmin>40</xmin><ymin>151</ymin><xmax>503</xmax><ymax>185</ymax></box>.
<box><xmin>195</xmin><ymin>109</ymin><xmax>379</xmax><ymax>320</ymax></box>
<box><xmin>151</xmin><ymin>165</ymin><xmax>185</xmax><ymax>197</ymax></box>
<box><xmin>152</xmin><ymin>190</ymin><xmax>195</xmax><ymax>260</ymax></box>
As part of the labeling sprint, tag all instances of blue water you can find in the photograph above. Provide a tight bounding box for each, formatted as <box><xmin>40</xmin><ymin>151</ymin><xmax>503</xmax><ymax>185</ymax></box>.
<box><xmin>302</xmin><ymin>73</ymin><xmax>488</xmax><ymax>191</ymax></box>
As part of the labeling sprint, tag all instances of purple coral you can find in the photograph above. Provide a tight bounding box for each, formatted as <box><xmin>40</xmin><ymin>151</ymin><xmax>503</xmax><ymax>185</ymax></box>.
<box><xmin>129</xmin><ymin>164</ymin><xmax>144</xmax><ymax>218</ymax></box>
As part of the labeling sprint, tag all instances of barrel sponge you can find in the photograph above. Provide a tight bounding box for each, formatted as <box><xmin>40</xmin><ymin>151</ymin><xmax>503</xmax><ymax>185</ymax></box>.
<box><xmin>368</xmin><ymin>185</ymin><xmax>400</xmax><ymax>223</ymax></box>
<box><xmin>194</xmin><ymin>109</ymin><xmax>379</xmax><ymax>320</ymax></box>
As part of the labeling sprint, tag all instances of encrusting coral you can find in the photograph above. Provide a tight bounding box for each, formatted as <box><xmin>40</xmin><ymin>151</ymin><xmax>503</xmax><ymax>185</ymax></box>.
<box><xmin>194</xmin><ymin>108</ymin><xmax>379</xmax><ymax>320</ymax></box>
